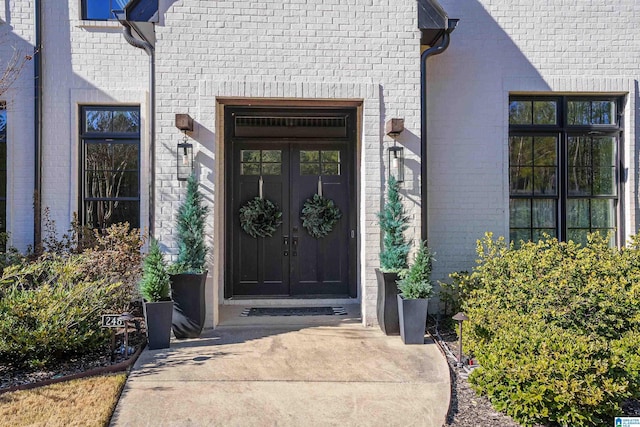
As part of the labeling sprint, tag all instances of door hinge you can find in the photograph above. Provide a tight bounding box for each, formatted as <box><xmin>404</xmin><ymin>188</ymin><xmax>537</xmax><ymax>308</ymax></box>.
<box><xmin>351</xmin><ymin>230</ymin><xmax>355</xmax><ymax>238</ymax></box>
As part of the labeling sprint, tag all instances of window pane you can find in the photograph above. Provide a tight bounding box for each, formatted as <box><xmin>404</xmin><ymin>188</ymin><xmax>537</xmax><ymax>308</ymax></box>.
<box><xmin>533</xmin><ymin>137</ymin><xmax>557</xmax><ymax>166</ymax></box>
<box><xmin>0</xmin><ymin>200</ymin><xmax>5</xmax><ymax>232</ymax></box>
<box><xmin>567</xmin><ymin>229</ymin><xmax>589</xmax><ymax>247</ymax></box>
<box><xmin>510</xmin><ymin>167</ymin><xmax>533</xmax><ymax>194</ymax></box>
<box><xmin>532</xmin><ymin>199</ymin><xmax>556</xmax><ymax>228</ymax></box>
<box><xmin>593</xmin><ymin>167</ymin><xmax>616</xmax><ymax>196</ymax></box>
<box><xmin>85</xmin><ymin>171</ymin><xmax>138</xmax><ymax>198</ymax></box>
<box><xmin>510</xmin><ymin>228</ymin><xmax>531</xmax><ymax>246</ymax></box>
<box><xmin>84</xmin><ymin>0</ymin><xmax>112</xmax><ymax>20</ymax></box>
<box><xmin>262</xmin><ymin>150</ymin><xmax>281</xmax><ymax>162</ymax></box>
<box><xmin>568</xmin><ymin>167</ymin><xmax>591</xmax><ymax>196</ymax></box>
<box><xmin>86</xmin><ymin>143</ymin><xmax>138</xmax><ymax>171</ymax></box>
<box><xmin>112</xmin><ymin>144</ymin><xmax>139</xmax><ymax>169</ymax></box>
<box><xmin>568</xmin><ymin>101</ymin><xmax>590</xmax><ymax>125</ymax></box>
<box><xmin>509</xmin><ymin>199</ymin><xmax>531</xmax><ymax>228</ymax></box>
<box><xmin>84</xmin><ymin>200</ymin><xmax>140</xmax><ymax>229</ymax></box>
<box><xmin>568</xmin><ymin>137</ymin><xmax>591</xmax><ymax>167</ymax></box>
<box><xmin>509</xmin><ymin>136</ymin><xmax>533</xmax><ymax>166</ymax></box>
<box><xmin>533</xmin><ymin>229</ymin><xmax>556</xmax><ymax>241</ymax></box>
<box><xmin>533</xmin><ymin>167</ymin><xmax>557</xmax><ymax>195</ymax></box>
<box><xmin>85</xmin><ymin>110</ymin><xmax>113</xmax><ymax>132</ymax></box>
<box><xmin>533</xmin><ymin>101</ymin><xmax>557</xmax><ymax>125</ymax></box>
<box><xmin>509</xmin><ymin>101</ymin><xmax>532</xmax><ymax>125</ymax></box>
<box><xmin>0</xmin><ymin>144</ymin><xmax>6</xmax><ymax>170</ymax></box>
<box><xmin>261</xmin><ymin>163</ymin><xmax>281</xmax><ymax>175</ymax></box>
<box><xmin>321</xmin><ymin>151</ymin><xmax>340</xmax><ymax>162</ymax></box>
<box><xmin>591</xmin><ymin>199</ymin><xmax>615</xmax><ymax>228</ymax></box>
<box><xmin>0</xmin><ymin>170</ymin><xmax>5</xmax><ymax>198</ymax></box>
<box><xmin>301</xmin><ymin>163</ymin><xmax>320</xmax><ymax>175</ymax></box>
<box><xmin>567</xmin><ymin>199</ymin><xmax>590</xmax><ymax>228</ymax></box>
<box><xmin>300</xmin><ymin>150</ymin><xmax>319</xmax><ymax>162</ymax></box>
<box><xmin>112</xmin><ymin>110</ymin><xmax>140</xmax><ymax>133</ymax></box>
<box><xmin>593</xmin><ymin>137</ymin><xmax>615</xmax><ymax>168</ymax></box>
<box><xmin>0</xmin><ymin>107</ymin><xmax>6</xmax><ymax>143</ymax></box>
<box><xmin>322</xmin><ymin>163</ymin><xmax>340</xmax><ymax>175</ymax></box>
<box><xmin>591</xmin><ymin>101</ymin><xmax>615</xmax><ymax>125</ymax></box>
<box><xmin>241</xmin><ymin>150</ymin><xmax>260</xmax><ymax>162</ymax></box>
<box><xmin>241</xmin><ymin>163</ymin><xmax>260</xmax><ymax>175</ymax></box>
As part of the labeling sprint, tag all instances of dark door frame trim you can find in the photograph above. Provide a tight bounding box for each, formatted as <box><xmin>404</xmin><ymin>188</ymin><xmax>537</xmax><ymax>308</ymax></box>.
<box><xmin>224</xmin><ymin>104</ymin><xmax>359</xmax><ymax>299</ymax></box>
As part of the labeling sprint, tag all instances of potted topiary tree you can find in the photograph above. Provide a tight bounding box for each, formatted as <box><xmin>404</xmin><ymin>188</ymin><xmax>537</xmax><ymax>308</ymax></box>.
<box><xmin>169</xmin><ymin>173</ymin><xmax>209</xmax><ymax>339</ymax></box>
<box><xmin>376</xmin><ymin>175</ymin><xmax>410</xmax><ymax>335</ymax></box>
<box><xmin>396</xmin><ymin>241</ymin><xmax>434</xmax><ymax>344</ymax></box>
<box><xmin>140</xmin><ymin>239</ymin><xmax>172</xmax><ymax>350</ymax></box>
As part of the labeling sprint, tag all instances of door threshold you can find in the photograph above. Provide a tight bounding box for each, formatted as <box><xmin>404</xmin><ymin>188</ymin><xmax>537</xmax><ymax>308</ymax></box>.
<box><xmin>222</xmin><ymin>297</ymin><xmax>359</xmax><ymax>306</ymax></box>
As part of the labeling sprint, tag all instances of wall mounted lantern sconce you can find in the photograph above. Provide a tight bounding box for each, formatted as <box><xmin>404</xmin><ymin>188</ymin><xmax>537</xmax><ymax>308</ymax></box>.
<box><xmin>386</xmin><ymin>118</ymin><xmax>405</xmax><ymax>182</ymax></box>
<box><xmin>175</xmin><ymin>114</ymin><xmax>194</xmax><ymax>181</ymax></box>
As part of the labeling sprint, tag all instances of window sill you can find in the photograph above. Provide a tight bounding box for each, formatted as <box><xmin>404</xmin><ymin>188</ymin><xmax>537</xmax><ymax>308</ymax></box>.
<box><xmin>74</xmin><ymin>19</ymin><xmax>122</xmax><ymax>29</ymax></box>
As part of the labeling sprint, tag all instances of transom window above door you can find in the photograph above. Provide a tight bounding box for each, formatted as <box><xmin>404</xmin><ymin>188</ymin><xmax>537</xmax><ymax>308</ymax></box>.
<box><xmin>508</xmin><ymin>96</ymin><xmax>623</xmax><ymax>247</ymax></box>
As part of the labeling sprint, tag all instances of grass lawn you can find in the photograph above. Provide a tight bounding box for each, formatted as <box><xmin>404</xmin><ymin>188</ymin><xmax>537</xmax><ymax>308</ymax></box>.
<box><xmin>0</xmin><ymin>373</ymin><xmax>126</xmax><ymax>427</ymax></box>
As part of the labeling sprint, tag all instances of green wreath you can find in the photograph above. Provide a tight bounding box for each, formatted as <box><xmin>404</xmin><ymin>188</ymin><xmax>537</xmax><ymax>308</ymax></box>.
<box><xmin>239</xmin><ymin>197</ymin><xmax>283</xmax><ymax>238</ymax></box>
<box><xmin>301</xmin><ymin>194</ymin><xmax>342</xmax><ymax>239</ymax></box>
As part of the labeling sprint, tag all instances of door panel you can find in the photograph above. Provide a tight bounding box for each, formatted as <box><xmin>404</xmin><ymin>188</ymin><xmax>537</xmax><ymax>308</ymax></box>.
<box><xmin>232</xmin><ymin>144</ymin><xmax>290</xmax><ymax>296</ymax></box>
<box><xmin>290</xmin><ymin>145</ymin><xmax>349</xmax><ymax>295</ymax></box>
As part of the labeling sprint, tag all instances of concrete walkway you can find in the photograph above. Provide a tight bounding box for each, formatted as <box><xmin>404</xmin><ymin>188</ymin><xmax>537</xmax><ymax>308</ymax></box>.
<box><xmin>111</xmin><ymin>320</ymin><xmax>450</xmax><ymax>426</ymax></box>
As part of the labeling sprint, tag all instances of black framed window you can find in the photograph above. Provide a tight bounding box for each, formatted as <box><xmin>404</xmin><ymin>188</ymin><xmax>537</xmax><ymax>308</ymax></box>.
<box><xmin>80</xmin><ymin>106</ymin><xmax>140</xmax><ymax>229</ymax></box>
<box><xmin>0</xmin><ymin>103</ymin><xmax>6</xmax><ymax>233</ymax></box>
<box><xmin>509</xmin><ymin>96</ymin><xmax>622</xmax><ymax>247</ymax></box>
<box><xmin>82</xmin><ymin>0</ymin><xmax>127</xmax><ymax>20</ymax></box>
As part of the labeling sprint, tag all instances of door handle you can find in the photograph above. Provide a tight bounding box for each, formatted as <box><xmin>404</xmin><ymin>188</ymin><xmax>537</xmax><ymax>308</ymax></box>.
<box><xmin>283</xmin><ymin>236</ymin><xmax>289</xmax><ymax>256</ymax></box>
<box><xmin>292</xmin><ymin>236</ymin><xmax>298</xmax><ymax>257</ymax></box>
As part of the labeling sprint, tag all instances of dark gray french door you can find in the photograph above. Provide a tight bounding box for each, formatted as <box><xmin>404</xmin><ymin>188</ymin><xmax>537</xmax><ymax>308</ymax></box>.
<box><xmin>225</xmin><ymin>107</ymin><xmax>356</xmax><ymax>297</ymax></box>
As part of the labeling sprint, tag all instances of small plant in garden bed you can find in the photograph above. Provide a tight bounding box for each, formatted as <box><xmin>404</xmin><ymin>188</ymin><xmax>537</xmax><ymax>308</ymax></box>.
<box><xmin>457</xmin><ymin>232</ymin><xmax>640</xmax><ymax>427</ymax></box>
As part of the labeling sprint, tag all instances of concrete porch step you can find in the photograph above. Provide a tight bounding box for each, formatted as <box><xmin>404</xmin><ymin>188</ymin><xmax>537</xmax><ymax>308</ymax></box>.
<box><xmin>218</xmin><ymin>302</ymin><xmax>361</xmax><ymax>327</ymax></box>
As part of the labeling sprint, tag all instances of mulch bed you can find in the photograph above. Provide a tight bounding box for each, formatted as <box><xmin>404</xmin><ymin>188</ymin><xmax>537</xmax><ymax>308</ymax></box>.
<box><xmin>429</xmin><ymin>317</ymin><xmax>640</xmax><ymax>427</ymax></box>
<box><xmin>0</xmin><ymin>330</ymin><xmax>145</xmax><ymax>393</ymax></box>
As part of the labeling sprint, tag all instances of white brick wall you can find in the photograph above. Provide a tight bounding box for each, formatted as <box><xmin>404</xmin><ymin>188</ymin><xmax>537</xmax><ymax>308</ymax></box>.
<box><xmin>429</xmin><ymin>0</ymin><xmax>640</xmax><ymax>289</ymax></box>
<box><xmin>0</xmin><ymin>1</ymin><xmax>36</xmax><ymax>250</ymax></box>
<box><xmin>6</xmin><ymin>0</ymin><xmax>635</xmax><ymax>329</ymax></box>
<box><xmin>40</xmin><ymin>2</ymin><xmax>149</xmax><ymax>235</ymax></box>
<box><xmin>155</xmin><ymin>0</ymin><xmax>423</xmax><ymax>327</ymax></box>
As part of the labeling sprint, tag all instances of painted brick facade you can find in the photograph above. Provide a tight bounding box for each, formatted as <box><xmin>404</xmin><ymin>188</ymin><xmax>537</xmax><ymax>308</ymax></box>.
<box><xmin>2</xmin><ymin>0</ymin><xmax>639</xmax><ymax>330</ymax></box>
<box><xmin>154</xmin><ymin>0</ymin><xmax>423</xmax><ymax>327</ymax></box>
<box><xmin>427</xmin><ymin>0</ymin><xmax>639</xmax><ymax>284</ymax></box>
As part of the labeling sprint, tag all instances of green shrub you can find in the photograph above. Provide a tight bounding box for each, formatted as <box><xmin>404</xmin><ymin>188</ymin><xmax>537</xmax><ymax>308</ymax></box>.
<box><xmin>460</xmin><ymin>232</ymin><xmax>640</xmax><ymax>427</ymax></box>
<box><xmin>0</xmin><ymin>255</ymin><xmax>123</xmax><ymax>369</ymax></box>
<box><xmin>139</xmin><ymin>239</ymin><xmax>170</xmax><ymax>302</ymax></box>
<box><xmin>174</xmin><ymin>174</ymin><xmax>209</xmax><ymax>273</ymax></box>
<box><xmin>377</xmin><ymin>175</ymin><xmax>410</xmax><ymax>273</ymax></box>
<box><xmin>397</xmin><ymin>241</ymin><xmax>434</xmax><ymax>299</ymax></box>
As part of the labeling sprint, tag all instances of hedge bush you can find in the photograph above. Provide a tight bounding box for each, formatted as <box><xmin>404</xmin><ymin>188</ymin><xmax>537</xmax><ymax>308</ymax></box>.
<box><xmin>0</xmin><ymin>255</ymin><xmax>123</xmax><ymax>369</ymax></box>
<box><xmin>459</xmin><ymin>233</ymin><xmax>640</xmax><ymax>427</ymax></box>
<box><xmin>0</xmin><ymin>221</ymin><xmax>144</xmax><ymax>369</ymax></box>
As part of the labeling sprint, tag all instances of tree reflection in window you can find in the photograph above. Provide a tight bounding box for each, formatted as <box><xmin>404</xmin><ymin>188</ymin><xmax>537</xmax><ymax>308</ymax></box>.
<box><xmin>81</xmin><ymin>107</ymin><xmax>140</xmax><ymax>229</ymax></box>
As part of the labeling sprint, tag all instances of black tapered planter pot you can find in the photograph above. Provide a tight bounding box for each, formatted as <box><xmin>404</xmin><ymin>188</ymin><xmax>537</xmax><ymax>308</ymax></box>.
<box><xmin>375</xmin><ymin>268</ymin><xmax>400</xmax><ymax>335</ymax></box>
<box><xmin>397</xmin><ymin>294</ymin><xmax>429</xmax><ymax>345</ymax></box>
<box><xmin>143</xmin><ymin>299</ymin><xmax>173</xmax><ymax>350</ymax></box>
<box><xmin>170</xmin><ymin>272</ymin><xmax>207</xmax><ymax>339</ymax></box>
